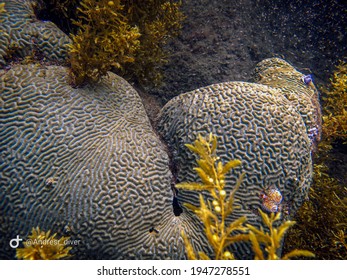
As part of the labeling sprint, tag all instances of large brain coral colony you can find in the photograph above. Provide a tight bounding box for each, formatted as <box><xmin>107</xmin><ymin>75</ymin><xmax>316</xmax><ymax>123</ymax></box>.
<box><xmin>1</xmin><ymin>0</ymin><xmax>321</xmax><ymax>260</ymax></box>
<box><xmin>0</xmin><ymin>64</ymin><xmax>187</xmax><ymax>259</ymax></box>
<box><xmin>157</xmin><ymin>58</ymin><xmax>321</xmax><ymax>258</ymax></box>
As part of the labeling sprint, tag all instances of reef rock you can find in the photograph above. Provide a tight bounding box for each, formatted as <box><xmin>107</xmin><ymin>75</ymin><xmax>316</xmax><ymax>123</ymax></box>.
<box><xmin>157</xmin><ymin>58</ymin><xmax>321</xmax><ymax>258</ymax></box>
<box><xmin>0</xmin><ymin>0</ymin><xmax>70</xmax><ymax>66</ymax></box>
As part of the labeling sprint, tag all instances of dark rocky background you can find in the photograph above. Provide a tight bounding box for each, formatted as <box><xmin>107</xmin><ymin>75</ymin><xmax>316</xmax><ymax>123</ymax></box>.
<box><xmin>148</xmin><ymin>0</ymin><xmax>347</xmax><ymax>104</ymax></box>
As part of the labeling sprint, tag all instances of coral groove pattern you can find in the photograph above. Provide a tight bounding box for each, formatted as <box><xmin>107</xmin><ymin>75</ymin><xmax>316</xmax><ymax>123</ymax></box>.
<box><xmin>0</xmin><ymin>59</ymin><xmax>321</xmax><ymax>259</ymax></box>
<box><xmin>0</xmin><ymin>0</ymin><xmax>321</xmax><ymax>260</ymax></box>
<box><xmin>0</xmin><ymin>0</ymin><xmax>70</xmax><ymax>66</ymax></box>
<box><xmin>0</xmin><ymin>64</ymin><xmax>199</xmax><ymax>259</ymax></box>
<box><xmin>252</xmin><ymin>58</ymin><xmax>322</xmax><ymax>146</ymax></box>
<box><xmin>157</xmin><ymin>58</ymin><xmax>321</xmax><ymax>258</ymax></box>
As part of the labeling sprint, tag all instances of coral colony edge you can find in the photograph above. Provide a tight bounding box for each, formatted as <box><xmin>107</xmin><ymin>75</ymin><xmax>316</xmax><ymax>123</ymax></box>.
<box><xmin>1</xmin><ymin>0</ymin><xmax>345</xmax><ymax>260</ymax></box>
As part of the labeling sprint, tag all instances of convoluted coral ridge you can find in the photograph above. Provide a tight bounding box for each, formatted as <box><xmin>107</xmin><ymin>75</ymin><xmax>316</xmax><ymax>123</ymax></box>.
<box><xmin>252</xmin><ymin>58</ymin><xmax>322</xmax><ymax>147</ymax></box>
<box><xmin>157</xmin><ymin>59</ymin><xmax>315</xmax><ymax>258</ymax></box>
<box><xmin>0</xmin><ymin>64</ymin><xmax>204</xmax><ymax>259</ymax></box>
<box><xmin>0</xmin><ymin>0</ymin><xmax>71</xmax><ymax>66</ymax></box>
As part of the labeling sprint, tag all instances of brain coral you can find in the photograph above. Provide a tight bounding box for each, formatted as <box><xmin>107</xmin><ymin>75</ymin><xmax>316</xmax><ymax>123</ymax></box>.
<box><xmin>0</xmin><ymin>0</ymin><xmax>321</xmax><ymax>259</ymax></box>
<box><xmin>252</xmin><ymin>57</ymin><xmax>322</xmax><ymax>147</ymax></box>
<box><xmin>0</xmin><ymin>64</ymin><xmax>209</xmax><ymax>259</ymax></box>
<box><xmin>0</xmin><ymin>0</ymin><xmax>70</xmax><ymax>66</ymax></box>
<box><xmin>157</xmin><ymin>58</ymin><xmax>320</xmax><ymax>258</ymax></box>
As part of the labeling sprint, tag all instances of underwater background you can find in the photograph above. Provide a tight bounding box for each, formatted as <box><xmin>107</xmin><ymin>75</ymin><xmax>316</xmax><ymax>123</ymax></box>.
<box><xmin>0</xmin><ymin>0</ymin><xmax>346</xmax><ymax>259</ymax></box>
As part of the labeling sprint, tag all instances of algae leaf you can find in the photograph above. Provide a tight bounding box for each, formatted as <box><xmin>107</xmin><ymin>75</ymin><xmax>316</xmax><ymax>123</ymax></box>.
<box><xmin>247</xmin><ymin>209</ymin><xmax>315</xmax><ymax>260</ymax></box>
<box><xmin>16</xmin><ymin>227</ymin><xmax>72</xmax><ymax>260</ymax></box>
<box><xmin>176</xmin><ymin>133</ymin><xmax>248</xmax><ymax>260</ymax></box>
<box><xmin>177</xmin><ymin>133</ymin><xmax>315</xmax><ymax>260</ymax></box>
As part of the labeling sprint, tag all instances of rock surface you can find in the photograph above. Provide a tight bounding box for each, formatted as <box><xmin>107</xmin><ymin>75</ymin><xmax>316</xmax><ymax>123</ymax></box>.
<box><xmin>150</xmin><ymin>0</ymin><xmax>347</xmax><ymax>105</ymax></box>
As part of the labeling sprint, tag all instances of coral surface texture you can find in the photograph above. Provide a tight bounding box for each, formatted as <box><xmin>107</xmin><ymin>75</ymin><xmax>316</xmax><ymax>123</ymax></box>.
<box><xmin>0</xmin><ymin>0</ymin><xmax>325</xmax><ymax>260</ymax></box>
<box><xmin>0</xmin><ymin>0</ymin><xmax>70</xmax><ymax>66</ymax></box>
<box><xmin>0</xmin><ymin>64</ymin><xmax>191</xmax><ymax>259</ymax></box>
<box><xmin>157</xmin><ymin>58</ymin><xmax>320</xmax><ymax>258</ymax></box>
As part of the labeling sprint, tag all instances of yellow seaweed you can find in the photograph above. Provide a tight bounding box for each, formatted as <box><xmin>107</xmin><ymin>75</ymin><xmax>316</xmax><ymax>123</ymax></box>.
<box><xmin>321</xmin><ymin>60</ymin><xmax>347</xmax><ymax>141</ymax></box>
<box><xmin>248</xmin><ymin>210</ymin><xmax>315</xmax><ymax>260</ymax></box>
<box><xmin>16</xmin><ymin>227</ymin><xmax>72</xmax><ymax>260</ymax></box>
<box><xmin>283</xmin><ymin>61</ymin><xmax>347</xmax><ymax>259</ymax></box>
<box><xmin>67</xmin><ymin>0</ymin><xmax>184</xmax><ymax>86</ymax></box>
<box><xmin>178</xmin><ymin>133</ymin><xmax>315</xmax><ymax>260</ymax></box>
<box><xmin>176</xmin><ymin>133</ymin><xmax>248</xmax><ymax>260</ymax></box>
<box><xmin>0</xmin><ymin>3</ymin><xmax>5</xmax><ymax>13</ymax></box>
